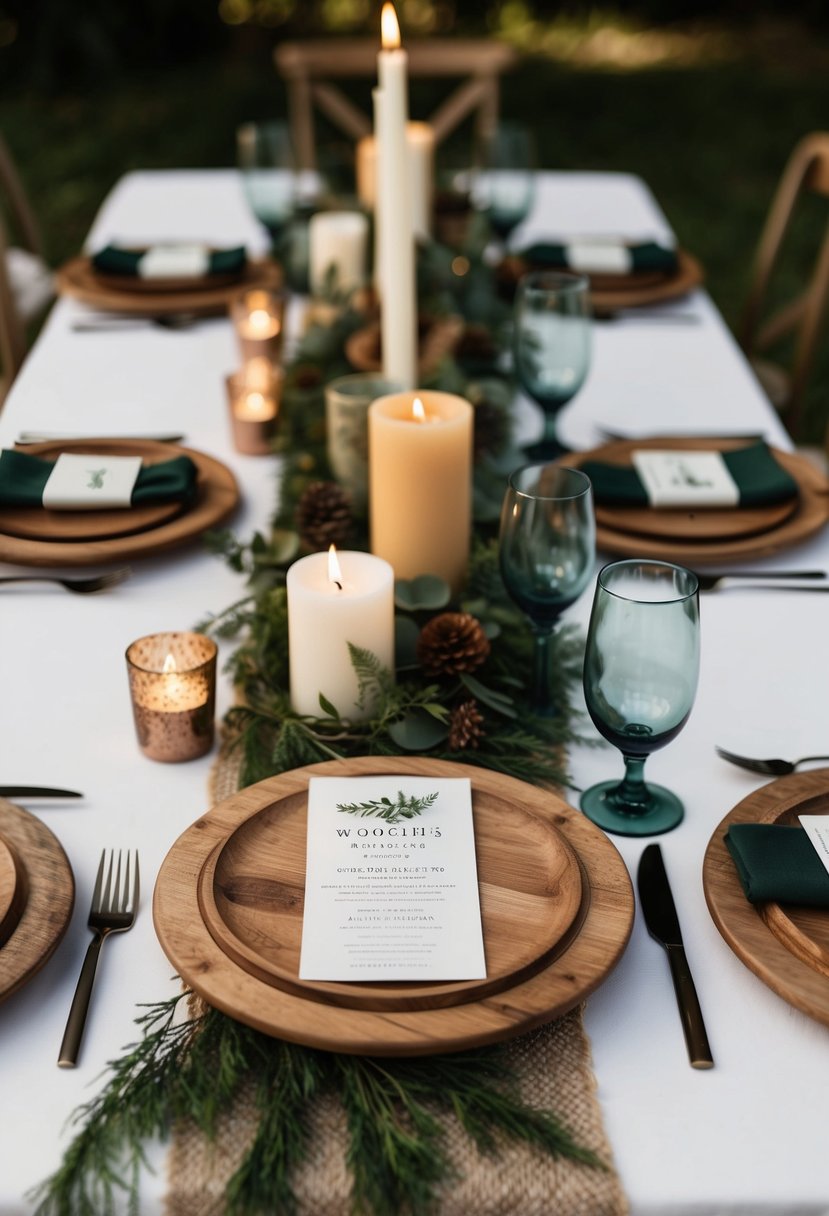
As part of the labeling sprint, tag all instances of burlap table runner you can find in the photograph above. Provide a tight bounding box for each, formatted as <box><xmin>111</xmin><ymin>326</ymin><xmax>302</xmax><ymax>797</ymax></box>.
<box><xmin>165</xmin><ymin>752</ymin><xmax>628</xmax><ymax>1216</ymax></box>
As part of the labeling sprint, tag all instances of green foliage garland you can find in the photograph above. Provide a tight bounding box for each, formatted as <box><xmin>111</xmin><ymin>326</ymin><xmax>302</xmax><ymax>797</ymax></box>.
<box><xmin>31</xmin><ymin>993</ymin><xmax>605</xmax><ymax>1216</ymax></box>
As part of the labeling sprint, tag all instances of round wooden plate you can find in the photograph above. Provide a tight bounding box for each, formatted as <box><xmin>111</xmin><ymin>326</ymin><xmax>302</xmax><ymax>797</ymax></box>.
<box><xmin>590</xmin><ymin>249</ymin><xmax>704</xmax><ymax>312</ymax></box>
<box><xmin>154</xmin><ymin>757</ymin><xmax>634</xmax><ymax>1056</ymax></box>
<box><xmin>703</xmin><ymin>768</ymin><xmax>829</xmax><ymax>1027</ymax></box>
<box><xmin>0</xmin><ymin>799</ymin><xmax>75</xmax><ymax>1003</ymax></box>
<box><xmin>568</xmin><ymin>438</ymin><xmax>829</xmax><ymax>563</ymax></box>
<box><xmin>0</xmin><ymin>438</ymin><xmax>190</xmax><ymax>542</ymax></box>
<box><xmin>0</xmin><ymin>834</ymin><xmax>27</xmax><ymax>948</ymax></box>
<box><xmin>0</xmin><ymin>439</ymin><xmax>239</xmax><ymax>566</ymax></box>
<box><xmin>56</xmin><ymin>255</ymin><xmax>282</xmax><ymax>316</ymax></box>
<box><xmin>197</xmin><ymin>780</ymin><xmax>585</xmax><ymax>1012</ymax></box>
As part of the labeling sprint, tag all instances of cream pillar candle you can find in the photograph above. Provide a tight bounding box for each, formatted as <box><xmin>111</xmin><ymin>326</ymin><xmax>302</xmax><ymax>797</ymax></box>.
<box><xmin>369</xmin><ymin>390</ymin><xmax>472</xmax><ymax>591</ymax></box>
<box><xmin>308</xmin><ymin>210</ymin><xmax>369</xmax><ymax>298</ymax></box>
<box><xmin>287</xmin><ymin>547</ymin><xmax>395</xmax><ymax>720</ymax></box>
<box><xmin>374</xmin><ymin>2</ymin><xmax>417</xmax><ymax>390</ymax></box>
<box><xmin>356</xmin><ymin>121</ymin><xmax>435</xmax><ymax>241</ymax></box>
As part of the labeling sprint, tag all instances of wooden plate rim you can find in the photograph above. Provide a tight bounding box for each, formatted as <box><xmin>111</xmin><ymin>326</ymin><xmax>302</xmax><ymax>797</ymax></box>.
<box><xmin>56</xmin><ymin>255</ymin><xmax>282</xmax><ymax>316</ymax></box>
<box><xmin>195</xmin><ymin>785</ymin><xmax>587</xmax><ymax>1012</ymax></box>
<box><xmin>0</xmin><ymin>438</ymin><xmax>240</xmax><ymax>567</ymax></box>
<box><xmin>0</xmin><ymin>800</ymin><xmax>75</xmax><ymax>1003</ymax></box>
<box><xmin>702</xmin><ymin>767</ymin><xmax>829</xmax><ymax>1026</ymax></box>
<box><xmin>590</xmin><ymin>248</ymin><xmax>704</xmax><ymax>310</ymax></box>
<box><xmin>568</xmin><ymin>438</ymin><xmax>829</xmax><ymax>563</ymax></box>
<box><xmin>153</xmin><ymin>757</ymin><xmax>634</xmax><ymax>1055</ymax></box>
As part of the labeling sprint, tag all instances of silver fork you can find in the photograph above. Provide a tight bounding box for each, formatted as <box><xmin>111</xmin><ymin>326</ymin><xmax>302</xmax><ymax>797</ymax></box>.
<box><xmin>715</xmin><ymin>745</ymin><xmax>829</xmax><ymax>776</ymax></box>
<box><xmin>0</xmin><ymin>568</ymin><xmax>131</xmax><ymax>595</ymax></box>
<box><xmin>58</xmin><ymin>850</ymin><xmax>139</xmax><ymax>1068</ymax></box>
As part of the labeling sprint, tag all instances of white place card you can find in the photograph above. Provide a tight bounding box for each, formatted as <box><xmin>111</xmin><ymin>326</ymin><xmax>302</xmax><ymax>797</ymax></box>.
<box><xmin>139</xmin><ymin>243</ymin><xmax>211</xmax><ymax>279</ymax></box>
<box><xmin>41</xmin><ymin>453</ymin><xmax>142</xmax><ymax>509</ymax></box>
<box><xmin>798</xmin><ymin>814</ymin><xmax>829</xmax><ymax>878</ymax></box>
<box><xmin>299</xmin><ymin>776</ymin><xmax>486</xmax><ymax>982</ymax></box>
<box><xmin>567</xmin><ymin>240</ymin><xmax>632</xmax><ymax>275</ymax></box>
<box><xmin>632</xmin><ymin>449</ymin><xmax>740</xmax><ymax>507</ymax></box>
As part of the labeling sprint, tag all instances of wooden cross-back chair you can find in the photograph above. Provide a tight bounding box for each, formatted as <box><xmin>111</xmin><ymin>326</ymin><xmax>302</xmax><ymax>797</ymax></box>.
<box><xmin>274</xmin><ymin>39</ymin><xmax>518</xmax><ymax>172</ymax></box>
<box><xmin>739</xmin><ymin>132</ymin><xmax>829</xmax><ymax>439</ymax></box>
<box><xmin>0</xmin><ymin>132</ymin><xmax>53</xmax><ymax>406</ymax></box>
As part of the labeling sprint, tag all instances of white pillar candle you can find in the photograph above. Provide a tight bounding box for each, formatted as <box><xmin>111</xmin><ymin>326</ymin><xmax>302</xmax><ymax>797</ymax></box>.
<box><xmin>356</xmin><ymin>121</ymin><xmax>435</xmax><ymax>241</ymax></box>
<box><xmin>374</xmin><ymin>2</ymin><xmax>417</xmax><ymax>390</ymax></box>
<box><xmin>287</xmin><ymin>548</ymin><xmax>395</xmax><ymax>720</ymax></box>
<box><xmin>369</xmin><ymin>390</ymin><xmax>472</xmax><ymax>592</ymax></box>
<box><xmin>308</xmin><ymin>210</ymin><xmax>369</xmax><ymax>298</ymax></box>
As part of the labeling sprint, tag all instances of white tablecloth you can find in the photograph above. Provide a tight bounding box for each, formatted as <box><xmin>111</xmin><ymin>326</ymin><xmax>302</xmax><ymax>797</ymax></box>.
<box><xmin>0</xmin><ymin>170</ymin><xmax>827</xmax><ymax>1216</ymax></box>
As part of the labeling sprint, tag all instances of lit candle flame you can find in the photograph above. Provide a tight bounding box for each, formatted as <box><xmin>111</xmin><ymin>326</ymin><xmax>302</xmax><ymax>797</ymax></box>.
<box><xmin>162</xmin><ymin>653</ymin><xmax>177</xmax><ymax>674</ymax></box>
<box><xmin>249</xmin><ymin>307</ymin><xmax>274</xmax><ymax>335</ymax></box>
<box><xmin>328</xmin><ymin>544</ymin><xmax>343</xmax><ymax>591</ymax></box>
<box><xmin>412</xmin><ymin>396</ymin><xmax>426</xmax><ymax>423</ymax></box>
<box><xmin>381</xmin><ymin>2</ymin><xmax>401</xmax><ymax>49</ymax></box>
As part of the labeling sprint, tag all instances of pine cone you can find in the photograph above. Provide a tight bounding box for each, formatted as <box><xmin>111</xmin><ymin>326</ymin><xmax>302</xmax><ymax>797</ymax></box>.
<box><xmin>448</xmin><ymin>698</ymin><xmax>485</xmax><ymax>750</ymax></box>
<box><xmin>295</xmin><ymin>480</ymin><xmax>353</xmax><ymax>551</ymax></box>
<box><xmin>416</xmin><ymin>612</ymin><xmax>491</xmax><ymax>678</ymax></box>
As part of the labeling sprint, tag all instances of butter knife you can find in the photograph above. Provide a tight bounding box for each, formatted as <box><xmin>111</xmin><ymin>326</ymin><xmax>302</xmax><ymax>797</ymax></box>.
<box><xmin>637</xmin><ymin>843</ymin><xmax>714</xmax><ymax>1069</ymax></box>
<box><xmin>15</xmin><ymin>431</ymin><xmax>184</xmax><ymax>445</ymax></box>
<box><xmin>0</xmin><ymin>786</ymin><xmax>82</xmax><ymax>799</ymax></box>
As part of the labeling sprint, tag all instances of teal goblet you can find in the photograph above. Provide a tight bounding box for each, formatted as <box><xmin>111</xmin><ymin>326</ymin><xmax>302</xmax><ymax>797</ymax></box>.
<box><xmin>499</xmin><ymin>465</ymin><xmax>595</xmax><ymax>717</ymax></box>
<box><xmin>581</xmin><ymin>560</ymin><xmax>700</xmax><ymax>837</ymax></box>
<box><xmin>514</xmin><ymin>270</ymin><xmax>592</xmax><ymax>461</ymax></box>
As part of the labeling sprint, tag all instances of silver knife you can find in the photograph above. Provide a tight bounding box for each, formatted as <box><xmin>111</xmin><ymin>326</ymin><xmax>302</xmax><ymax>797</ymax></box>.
<box><xmin>15</xmin><ymin>431</ymin><xmax>184</xmax><ymax>445</ymax></box>
<box><xmin>637</xmin><ymin>843</ymin><xmax>714</xmax><ymax>1069</ymax></box>
<box><xmin>0</xmin><ymin>786</ymin><xmax>83</xmax><ymax>799</ymax></box>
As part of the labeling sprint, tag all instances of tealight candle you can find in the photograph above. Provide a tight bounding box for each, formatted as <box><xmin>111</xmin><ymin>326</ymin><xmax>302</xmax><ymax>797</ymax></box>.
<box><xmin>369</xmin><ymin>390</ymin><xmax>472</xmax><ymax>591</ymax></box>
<box><xmin>308</xmin><ymin>210</ymin><xmax>369</xmax><ymax>299</ymax></box>
<box><xmin>230</xmin><ymin>288</ymin><xmax>285</xmax><ymax>364</ymax></box>
<box><xmin>287</xmin><ymin>547</ymin><xmax>394</xmax><ymax>720</ymax></box>
<box><xmin>226</xmin><ymin>358</ymin><xmax>282</xmax><ymax>454</ymax></box>
<box><xmin>125</xmin><ymin>631</ymin><xmax>217</xmax><ymax>762</ymax></box>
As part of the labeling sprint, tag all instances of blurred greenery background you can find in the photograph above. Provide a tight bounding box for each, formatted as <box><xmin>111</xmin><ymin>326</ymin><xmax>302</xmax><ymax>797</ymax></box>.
<box><xmin>1</xmin><ymin>0</ymin><xmax>828</xmax><ymax>438</ymax></box>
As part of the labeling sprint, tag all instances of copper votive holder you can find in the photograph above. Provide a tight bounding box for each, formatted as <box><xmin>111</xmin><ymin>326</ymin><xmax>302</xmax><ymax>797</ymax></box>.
<box><xmin>125</xmin><ymin>631</ymin><xmax>217</xmax><ymax>762</ymax></box>
<box><xmin>230</xmin><ymin>288</ymin><xmax>286</xmax><ymax>364</ymax></box>
<box><xmin>225</xmin><ymin>361</ymin><xmax>282</xmax><ymax>455</ymax></box>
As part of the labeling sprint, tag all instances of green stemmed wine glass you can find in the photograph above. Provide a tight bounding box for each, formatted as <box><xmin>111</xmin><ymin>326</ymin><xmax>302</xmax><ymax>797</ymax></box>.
<box><xmin>499</xmin><ymin>464</ymin><xmax>596</xmax><ymax>717</ymax></box>
<box><xmin>237</xmin><ymin>121</ymin><xmax>297</xmax><ymax>245</ymax></box>
<box><xmin>514</xmin><ymin>270</ymin><xmax>592</xmax><ymax>461</ymax></box>
<box><xmin>474</xmin><ymin>122</ymin><xmax>537</xmax><ymax>245</ymax></box>
<box><xmin>581</xmin><ymin>560</ymin><xmax>700</xmax><ymax>837</ymax></box>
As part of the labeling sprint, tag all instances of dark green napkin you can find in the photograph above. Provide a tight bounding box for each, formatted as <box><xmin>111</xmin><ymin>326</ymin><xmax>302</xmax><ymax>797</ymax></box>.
<box><xmin>0</xmin><ymin>448</ymin><xmax>199</xmax><ymax>508</ymax></box>
<box><xmin>725</xmin><ymin>823</ymin><xmax>829</xmax><ymax>907</ymax></box>
<box><xmin>519</xmin><ymin>240</ymin><xmax>679</xmax><ymax>276</ymax></box>
<box><xmin>581</xmin><ymin>442</ymin><xmax>798</xmax><ymax>508</ymax></box>
<box><xmin>92</xmin><ymin>244</ymin><xmax>247</xmax><ymax>277</ymax></box>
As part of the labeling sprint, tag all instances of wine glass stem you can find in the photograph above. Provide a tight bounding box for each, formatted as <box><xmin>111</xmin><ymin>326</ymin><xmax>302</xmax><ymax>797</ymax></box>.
<box><xmin>617</xmin><ymin>753</ymin><xmax>651</xmax><ymax>812</ymax></box>
<box><xmin>531</xmin><ymin>627</ymin><xmax>557</xmax><ymax>716</ymax></box>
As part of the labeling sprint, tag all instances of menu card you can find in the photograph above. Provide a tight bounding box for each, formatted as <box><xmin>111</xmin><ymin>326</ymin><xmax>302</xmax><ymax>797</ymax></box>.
<box><xmin>299</xmin><ymin>776</ymin><xmax>486</xmax><ymax>982</ymax></box>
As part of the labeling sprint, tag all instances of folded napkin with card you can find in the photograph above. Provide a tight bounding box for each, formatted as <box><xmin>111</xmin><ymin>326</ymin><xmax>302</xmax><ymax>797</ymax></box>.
<box><xmin>92</xmin><ymin>243</ymin><xmax>247</xmax><ymax>280</ymax></box>
<box><xmin>725</xmin><ymin>823</ymin><xmax>829</xmax><ymax>907</ymax></box>
<box><xmin>0</xmin><ymin>449</ymin><xmax>198</xmax><ymax>510</ymax></box>
<box><xmin>581</xmin><ymin>442</ymin><xmax>798</xmax><ymax>509</ymax></box>
<box><xmin>518</xmin><ymin>239</ymin><xmax>679</xmax><ymax>277</ymax></box>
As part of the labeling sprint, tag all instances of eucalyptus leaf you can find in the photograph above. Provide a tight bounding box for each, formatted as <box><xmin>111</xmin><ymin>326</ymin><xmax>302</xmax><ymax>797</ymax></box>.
<box><xmin>266</xmin><ymin>528</ymin><xmax>301</xmax><ymax>566</ymax></box>
<box><xmin>318</xmin><ymin>692</ymin><xmax>341</xmax><ymax>719</ymax></box>
<box><xmin>460</xmin><ymin>672</ymin><xmax>518</xmax><ymax>718</ymax></box>
<box><xmin>394</xmin><ymin>615</ymin><xmax>421</xmax><ymax>668</ymax></box>
<box><xmin>388</xmin><ymin>710</ymin><xmax>450</xmax><ymax>751</ymax></box>
<box><xmin>395</xmin><ymin>574</ymin><xmax>451</xmax><ymax>612</ymax></box>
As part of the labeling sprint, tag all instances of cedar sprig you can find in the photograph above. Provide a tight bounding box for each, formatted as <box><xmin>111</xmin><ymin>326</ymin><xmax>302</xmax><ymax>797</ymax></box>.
<box><xmin>336</xmin><ymin>789</ymin><xmax>439</xmax><ymax>824</ymax></box>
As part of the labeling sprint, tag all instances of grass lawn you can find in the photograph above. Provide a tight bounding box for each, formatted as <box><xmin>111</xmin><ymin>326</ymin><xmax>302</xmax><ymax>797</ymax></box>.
<box><xmin>2</xmin><ymin>16</ymin><xmax>828</xmax><ymax>438</ymax></box>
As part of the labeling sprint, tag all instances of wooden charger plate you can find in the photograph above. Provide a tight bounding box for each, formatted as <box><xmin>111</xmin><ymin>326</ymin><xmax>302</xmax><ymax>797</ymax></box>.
<box><xmin>0</xmin><ymin>834</ymin><xmax>27</xmax><ymax>948</ymax></box>
<box><xmin>703</xmin><ymin>768</ymin><xmax>829</xmax><ymax>1027</ymax></box>
<box><xmin>568</xmin><ymin>438</ymin><xmax>829</xmax><ymax>563</ymax></box>
<box><xmin>590</xmin><ymin>249</ymin><xmax>704</xmax><ymax>313</ymax></box>
<box><xmin>154</xmin><ymin>757</ymin><xmax>634</xmax><ymax>1056</ymax></box>
<box><xmin>0</xmin><ymin>799</ymin><xmax>74</xmax><ymax>1003</ymax></box>
<box><xmin>88</xmin><ymin>248</ymin><xmax>245</xmax><ymax>294</ymax></box>
<box><xmin>56</xmin><ymin>255</ymin><xmax>282</xmax><ymax>317</ymax></box>
<box><xmin>0</xmin><ymin>438</ymin><xmax>239</xmax><ymax>566</ymax></box>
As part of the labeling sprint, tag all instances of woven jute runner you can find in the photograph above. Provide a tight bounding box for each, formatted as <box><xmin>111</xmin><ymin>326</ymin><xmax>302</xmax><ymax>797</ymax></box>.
<box><xmin>165</xmin><ymin>752</ymin><xmax>628</xmax><ymax>1216</ymax></box>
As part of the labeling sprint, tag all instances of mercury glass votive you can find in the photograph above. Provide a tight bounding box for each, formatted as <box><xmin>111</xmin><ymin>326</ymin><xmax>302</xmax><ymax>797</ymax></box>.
<box><xmin>226</xmin><ymin>358</ymin><xmax>282</xmax><ymax>454</ymax></box>
<box><xmin>324</xmin><ymin>373</ymin><xmax>401</xmax><ymax>511</ymax></box>
<box><xmin>126</xmin><ymin>632</ymin><xmax>217</xmax><ymax>762</ymax></box>
<box><xmin>230</xmin><ymin>288</ymin><xmax>286</xmax><ymax>364</ymax></box>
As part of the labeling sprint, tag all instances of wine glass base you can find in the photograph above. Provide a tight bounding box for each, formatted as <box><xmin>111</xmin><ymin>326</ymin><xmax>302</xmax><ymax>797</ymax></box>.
<box><xmin>580</xmin><ymin>780</ymin><xmax>684</xmax><ymax>837</ymax></box>
<box><xmin>523</xmin><ymin>437</ymin><xmax>570</xmax><ymax>461</ymax></box>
